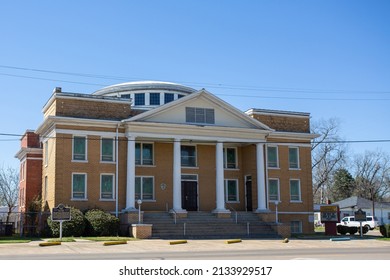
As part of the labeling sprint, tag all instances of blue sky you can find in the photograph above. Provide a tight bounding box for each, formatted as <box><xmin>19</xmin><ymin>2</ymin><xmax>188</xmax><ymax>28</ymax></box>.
<box><xmin>1</xmin><ymin>0</ymin><xmax>390</xmax><ymax>169</ymax></box>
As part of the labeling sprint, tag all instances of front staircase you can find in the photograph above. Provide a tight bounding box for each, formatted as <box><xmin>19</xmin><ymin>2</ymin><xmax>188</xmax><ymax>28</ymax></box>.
<box><xmin>142</xmin><ymin>211</ymin><xmax>279</xmax><ymax>239</ymax></box>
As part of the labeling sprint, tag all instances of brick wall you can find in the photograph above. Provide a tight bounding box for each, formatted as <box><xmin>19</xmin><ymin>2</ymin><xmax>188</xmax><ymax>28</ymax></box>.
<box><xmin>250</xmin><ymin>114</ymin><xmax>310</xmax><ymax>133</ymax></box>
<box><xmin>48</xmin><ymin>97</ymin><xmax>131</xmax><ymax>120</ymax></box>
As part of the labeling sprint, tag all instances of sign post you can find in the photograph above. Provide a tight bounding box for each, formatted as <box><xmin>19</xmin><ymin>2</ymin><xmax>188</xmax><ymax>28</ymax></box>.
<box><xmin>52</xmin><ymin>204</ymin><xmax>71</xmax><ymax>241</ymax></box>
<box><xmin>354</xmin><ymin>208</ymin><xmax>366</xmax><ymax>238</ymax></box>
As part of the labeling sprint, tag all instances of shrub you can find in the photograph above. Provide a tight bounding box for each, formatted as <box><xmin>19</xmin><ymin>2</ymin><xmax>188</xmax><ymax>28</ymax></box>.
<box><xmin>84</xmin><ymin>209</ymin><xmax>120</xmax><ymax>236</ymax></box>
<box><xmin>379</xmin><ymin>224</ymin><xmax>390</xmax><ymax>238</ymax></box>
<box><xmin>47</xmin><ymin>207</ymin><xmax>86</xmax><ymax>237</ymax></box>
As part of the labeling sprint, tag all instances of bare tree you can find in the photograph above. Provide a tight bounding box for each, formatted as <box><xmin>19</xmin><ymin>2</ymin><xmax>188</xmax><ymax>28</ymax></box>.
<box><xmin>353</xmin><ymin>150</ymin><xmax>390</xmax><ymax>216</ymax></box>
<box><xmin>311</xmin><ymin>118</ymin><xmax>347</xmax><ymax>204</ymax></box>
<box><xmin>0</xmin><ymin>166</ymin><xmax>19</xmax><ymax>223</ymax></box>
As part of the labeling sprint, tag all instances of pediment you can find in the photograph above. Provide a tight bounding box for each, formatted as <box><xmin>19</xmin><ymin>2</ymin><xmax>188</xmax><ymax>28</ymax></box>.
<box><xmin>124</xmin><ymin>90</ymin><xmax>272</xmax><ymax>131</ymax></box>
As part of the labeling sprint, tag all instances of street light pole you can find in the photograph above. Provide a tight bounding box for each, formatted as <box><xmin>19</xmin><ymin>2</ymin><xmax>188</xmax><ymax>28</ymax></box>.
<box><xmin>137</xmin><ymin>199</ymin><xmax>142</xmax><ymax>224</ymax></box>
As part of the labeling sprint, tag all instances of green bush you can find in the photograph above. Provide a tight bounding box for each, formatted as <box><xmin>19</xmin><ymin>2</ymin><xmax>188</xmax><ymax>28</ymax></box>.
<box><xmin>47</xmin><ymin>207</ymin><xmax>86</xmax><ymax>237</ymax></box>
<box><xmin>379</xmin><ymin>224</ymin><xmax>390</xmax><ymax>238</ymax></box>
<box><xmin>84</xmin><ymin>209</ymin><xmax>120</xmax><ymax>236</ymax></box>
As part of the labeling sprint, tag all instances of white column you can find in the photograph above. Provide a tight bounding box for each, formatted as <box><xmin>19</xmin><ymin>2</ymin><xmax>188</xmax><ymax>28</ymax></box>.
<box><xmin>214</xmin><ymin>141</ymin><xmax>226</xmax><ymax>212</ymax></box>
<box><xmin>172</xmin><ymin>138</ymin><xmax>183</xmax><ymax>211</ymax></box>
<box><xmin>256</xmin><ymin>143</ymin><xmax>267</xmax><ymax>212</ymax></box>
<box><xmin>125</xmin><ymin>135</ymin><xmax>136</xmax><ymax>210</ymax></box>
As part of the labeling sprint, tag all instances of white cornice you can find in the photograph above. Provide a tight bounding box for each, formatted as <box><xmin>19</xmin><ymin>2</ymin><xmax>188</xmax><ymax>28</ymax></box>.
<box><xmin>36</xmin><ymin>116</ymin><xmax>123</xmax><ymax>135</ymax></box>
<box><xmin>269</xmin><ymin>131</ymin><xmax>319</xmax><ymax>141</ymax></box>
<box><xmin>14</xmin><ymin>147</ymin><xmax>43</xmax><ymax>160</ymax></box>
<box><xmin>125</xmin><ymin>121</ymin><xmax>269</xmax><ymax>143</ymax></box>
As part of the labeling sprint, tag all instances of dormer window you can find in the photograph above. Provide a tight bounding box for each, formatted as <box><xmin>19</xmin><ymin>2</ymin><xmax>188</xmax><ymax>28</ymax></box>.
<box><xmin>186</xmin><ymin>107</ymin><xmax>215</xmax><ymax>124</ymax></box>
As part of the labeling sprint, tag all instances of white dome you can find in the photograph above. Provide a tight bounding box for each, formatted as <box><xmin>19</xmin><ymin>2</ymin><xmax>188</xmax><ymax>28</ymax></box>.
<box><xmin>92</xmin><ymin>80</ymin><xmax>196</xmax><ymax>96</ymax></box>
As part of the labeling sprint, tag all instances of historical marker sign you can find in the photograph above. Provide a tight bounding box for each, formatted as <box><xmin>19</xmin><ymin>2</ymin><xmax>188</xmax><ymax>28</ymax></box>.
<box><xmin>52</xmin><ymin>204</ymin><xmax>71</xmax><ymax>221</ymax></box>
<box><xmin>354</xmin><ymin>208</ymin><xmax>367</xmax><ymax>222</ymax></box>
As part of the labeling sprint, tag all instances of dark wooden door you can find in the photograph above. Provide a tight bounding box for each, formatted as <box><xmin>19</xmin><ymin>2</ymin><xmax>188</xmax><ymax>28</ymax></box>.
<box><xmin>246</xmin><ymin>180</ymin><xmax>253</xmax><ymax>211</ymax></box>
<box><xmin>181</xmin><ymin>181</ymin><xmax>198</xmax><ymax>211</ymax></box>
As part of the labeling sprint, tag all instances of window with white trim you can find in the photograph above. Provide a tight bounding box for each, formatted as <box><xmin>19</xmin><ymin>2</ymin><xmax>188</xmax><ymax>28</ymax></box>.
<box><xmin>134</xmin><ymin>93</ymin><xmax>145</xmax><ymax>106</ymax></box>
<box><xmin>72</xmin><ymin>173</ymin><xmax>87</xmax><ymax>200</ymax></box>
<box><xmin>289</xmin><ymin>147</ymin><xmax>299</xmax><ymax>169</ymax></box>
<box><xmin>44</xmin><ymin>141</ymin><xmax>49</xmax><ymax>166</ymax></box>
<box><xmin>290</xmin><ymin>221</ymin><xmax>302</xmax><ymax>233</ymax></box>
<box><xmin>135</xmin><ymin>176</ymin><xmax>154</xmax><ymax>200</ymax></box>
<box><xmin>101</xmin><ymin>138</ymin><xmax>114</xmax><ymax>162</ymax></box>
<box><xmin>290</xmin><ymin>179</ymin><xmax>301</xmax><ymax>201</ymax></box>
<box><xmin>164</xmin><ymin>93</ymin><xmax>174</xmax><ymax>103</ymax></box>
<box><xmin>225</xmin><ymin>179</ymin><xmax>239</xmax><ymax>203</ymax></box>
<box><xmin>100</xmin><ymin>174</ymin><xmax>114</xmax><ymax>200</ymax></box>
<box><xmin>223</xmin><ymin>147</ymin><xmax>237</xmax><ymax>169</ymax></box>
<box><xmin>185</xmin><ymin>107</ymin><xmax>215</xmax><ymax>124</ymax></box>
<box><xmin>267</xmin><ymin>146</ymin><xmax>278</xmax><ymax>168</ymax></box>
<box><xmin>135</xmin><ymin>143</ymin><xmax>153</xmax><ymax>165</ymax></box>
<box><xmin>268</xmin><ymin>178</ymin><xmax>280</xmax><ymax>201</ymax></box>
<box><xmin>181</xmin><ymin>145</ymin><xmax>196</xmax><ymax>167</ymax></box>
<box><xmin>150</xmin><ymin>92</ymin><xmax>160</xmax><ymax>105</ymax></box>
<box><xmin>73</xmin><ymin>136</ymin><xmax>87</xmax><ymax>161</ymax></box>
<box><xmin>44</xmin><ymin>176</ymin><xmax>48</xmax><ymax>202</ymax></box>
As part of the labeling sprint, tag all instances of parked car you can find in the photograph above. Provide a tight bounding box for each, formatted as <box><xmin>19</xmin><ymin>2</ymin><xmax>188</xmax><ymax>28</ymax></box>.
<box><xmin>336</xmin><ymin>216</ymin><xmax>378</xmax><ymax>235</ymax></box>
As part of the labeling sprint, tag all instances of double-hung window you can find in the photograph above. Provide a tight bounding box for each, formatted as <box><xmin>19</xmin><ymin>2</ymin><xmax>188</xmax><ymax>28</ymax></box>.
<box><xmin>289</xmin><ymin>147</ymin><xmax>299</xmax><ymax>169</ymax></box>
<box><xmin>291</xmin><ymin>221</ymin><xmax>302</xmax><ymax>233</ymax></box>
<box><xmin>72</xmin><ymin>173</ymin><xmax>87</xmax><ymax>200</ymax></box>
<box><xmin>101</xmin><ymin>138</ymin><xmax>114</xmax><ymax>162</ymax></box>
<box><xmin>181</xmin><ymin>146</ymin><xmax>196</xmax><ymax>167</ymax></box>
<box><xmin>135</xmin><ymin>176</ymin><xmax>154</xmax><ymax>200</ymax></box>
<box><xmin>185</xmin><ymin>107</ymin><xmax>215</xmax><ymax>124</ymax></box>
<box><xmin>100</xmin><ymin>174</ymin><xmax>114</xmax><ymax>200</ymax></box>
<box><xmin>290</xmin><ymin>179</ymin><xmax>301</xmax><ymax>202</ymax></box>
<box><xmin>267</xmin><ymin>146</ymin><xmax>278</xmax><ymax>168</ymax></box>
<box><xmin>73</xmin><ymin>136</ymin><xmax>86</xmax><ymax>161</ymax></box>
<box><xmin>225</xmin><ymin>179</ymin><xmax>239</xmax><ymax>203</ymax></box>
<box><xmin>135</xmin><ymin>143</ymin><xmax>153</xmax><ymax>165</ymax></box>
<box><xmin>224</xmin><ymin>147</ymin><xmax>237</xmax><ymax>169</ymax></box>
<box><xmin>268</xmin><ymin>179</ymin><xmax>280</xmax><ymax>201</ymax></box>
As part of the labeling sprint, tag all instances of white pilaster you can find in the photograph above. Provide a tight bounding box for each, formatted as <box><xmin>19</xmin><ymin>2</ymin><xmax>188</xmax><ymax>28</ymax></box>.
<box><xmin>214</xmin><ymin>141</ymin><xmax>228</xmax><ymax>212</ymax></box>
<box><xmin>256</xmin><ymin>143</ymin><xmax>267</xmax><ymax>212</ymax></box>
<box><xmin>125</xmin><ymin>135</ymin><xmax>136</xmax><ymax>210</ymax></box>
<box><xmin>172</xmin><ymin>138</ymin><xmax>183</xmax><ymax>211</ymax></box>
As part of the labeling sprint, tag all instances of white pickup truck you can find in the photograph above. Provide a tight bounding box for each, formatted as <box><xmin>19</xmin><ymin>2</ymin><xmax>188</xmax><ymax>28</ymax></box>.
<box><xmin>336</xmin><ymin>216</ymin><xmax>379</xmax><ymax>235</ymax></box>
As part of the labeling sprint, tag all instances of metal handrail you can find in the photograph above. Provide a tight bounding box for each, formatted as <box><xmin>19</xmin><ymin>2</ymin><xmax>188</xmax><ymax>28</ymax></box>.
<box><xmin>227</xmin><ymin>205</ymin><xmax>238</xmax><ymax>224</ymax></box>
<box><xmin>171</xmin><ymin>209</ymin><xmax>177</xmax><ymax>224</ymax></box>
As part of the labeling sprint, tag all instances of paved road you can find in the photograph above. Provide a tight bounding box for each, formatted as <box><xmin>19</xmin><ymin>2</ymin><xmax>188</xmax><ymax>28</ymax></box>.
<box><xmin>0</xmin><ymin>236</ymin><xmax>389</xmax><ymax>260</ymax></box>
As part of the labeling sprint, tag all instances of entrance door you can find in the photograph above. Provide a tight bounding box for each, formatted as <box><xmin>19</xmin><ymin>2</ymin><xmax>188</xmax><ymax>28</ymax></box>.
<box><xmin>181</xmin><ymin>181</ymin><xmax>198</xmax><ymax>211</ymax></box>
<box><xmin>245</xmin><ymin>179</ymin><xmax>253</xmax><ymax>211</ymax></box>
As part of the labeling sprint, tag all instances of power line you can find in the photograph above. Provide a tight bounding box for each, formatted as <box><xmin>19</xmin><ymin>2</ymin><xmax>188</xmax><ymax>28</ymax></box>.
<box><xmin>1</xmin><ymin>71</ymin><xmax>389</xmax><ymax>101</ymax></box>
<box><xmin>1</xmin><ymin>64</ymin><xmax>390</xmax><ymax>97</ymax></box>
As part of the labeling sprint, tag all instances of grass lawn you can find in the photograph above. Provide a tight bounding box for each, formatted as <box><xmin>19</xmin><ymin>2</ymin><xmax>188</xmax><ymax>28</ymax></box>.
<box><xmin>0</xmin><ymin>236</ymin><xmax>136</xmax><ymax>244</ymax></box>
<box><xmin>47</xmin><ymin>236</ymin><xmax>136</xmax><ymax>242</ymax></box>
<box><xmin>81</xmin><ymin>236</ymin><xmax>136</xmax><ymax>242</ymax></box>
<box><xmin>0</xmin><ymin>236</ymin><xmax>41</xmax><ymax>244</ymax></box>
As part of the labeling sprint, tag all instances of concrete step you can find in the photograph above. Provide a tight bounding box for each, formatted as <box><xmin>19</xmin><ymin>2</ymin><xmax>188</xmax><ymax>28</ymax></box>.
<box><xmin>142</xmin><ymin>211</ymin><xmax>279</xmax><ymax>239</ymax></box>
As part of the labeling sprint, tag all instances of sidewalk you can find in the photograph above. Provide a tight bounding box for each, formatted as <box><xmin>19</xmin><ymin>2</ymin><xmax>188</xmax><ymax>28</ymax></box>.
<box><xmin>0</xmin><ymin>232</ymin><xmax>389</xmax><ymax>259</ymax></box>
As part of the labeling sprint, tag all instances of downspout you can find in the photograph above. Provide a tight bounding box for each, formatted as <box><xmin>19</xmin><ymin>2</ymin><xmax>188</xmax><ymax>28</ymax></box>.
<box><xmin>115</xmin><ymin>123</ymin><xmax>119</xmax><ymax>218</ymax></box>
